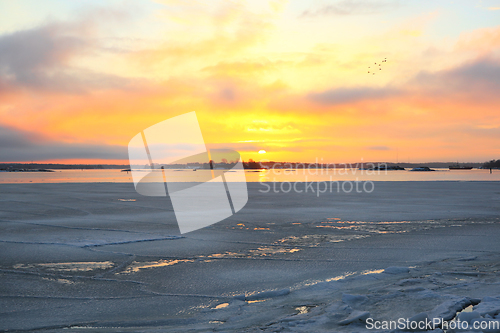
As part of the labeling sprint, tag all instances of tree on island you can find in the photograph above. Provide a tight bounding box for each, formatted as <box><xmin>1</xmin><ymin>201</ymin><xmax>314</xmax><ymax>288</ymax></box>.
<box><xmin>244</xmin><ymin>159</ymin><xmax>260</xmax><ymax>169</ymax></box>
<box><xmin>483</xmin><ymin>159</ymin><xmax>500</xmax><ymax>168</ymax></box>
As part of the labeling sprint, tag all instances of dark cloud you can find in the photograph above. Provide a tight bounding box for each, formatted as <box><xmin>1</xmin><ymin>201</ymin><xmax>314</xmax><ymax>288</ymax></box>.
<box><xmin>307</xmin><ymin>86</ymin><xmax>401</xmax><ymax>105</ymax></box>
<box><xmin>0</xmin><ymin>125</ymin><xmax>126</xmax><ymax>162</ymax></box>
<box><xmin>454</xmin><ymin>59</ymin><xmax>500</xmax><ymax>86</ymax></box>
<box><xmin>0</xmin><ymin>16</ymin><xmax>133</xmax><ymax>94</ymax></box>
<box><xmin>412</xmin><ymin>57</ymin><xmax>500</xmax><ymax>94</ymax></box>
<box><xmin>0</xmin><ymin>126</ymin><xmax>39</xmax><ymax>149</ymax></box>
<box><xmin>0</xmin><ymin>24</ymin><xmax>84</xmax><ymax>84</ymax></box>
<box><xmin>308</xmin><ymin>57</ymin><xmax>500</xmax><ymax>107</ymax></box>
<box><xmin>301</xmin><ymin>0</ymin><xmax>400</xmax><ymax>17</ymax></box>
<box><xmin>0</xmin><ymin>23</ymin><xmax>87</xmax><ymax>92</ymax></box>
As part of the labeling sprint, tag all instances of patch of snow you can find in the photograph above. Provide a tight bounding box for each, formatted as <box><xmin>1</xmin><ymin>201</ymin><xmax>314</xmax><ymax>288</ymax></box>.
<box><xmin>383</xmin><ymin>266</ymin><xmax>410</xmax><ymax>274</ymax></box>
<box><xmin>429</xmin><ymin>297</ymin><xmax>472</xmax><ymax>321</ymax></box>
<box><xmin>245</xmin><ymin>288</ymin><xmax>291</xmax><ymax>301</ymax></box>
<box><xmin>456</xmin><ymin>310</ymin><xmax>481</xmax><ymax>323</ymax></box>
<box><xmin>342</xmin><ymin>294</ymin><xmax>368</xmax><ymax>305</ymax></box>
<box><xmin>338</xmin><ymin>310</ymin><xmax>370</xmax><ymax>325</ymax></box>
<box><xmin>475</xmin><ymin>297</ymin><xmax>500</xmax><ymax>317</ymax></box>
<box><xmin>408</xmin><ymin>311</ymin><xmax>429</xmax><ymax>324</ymax></box>
<box><xmin>457</xmin><ymin>256</ymin><xmax>477</xmax><ymax>261</ymax></box>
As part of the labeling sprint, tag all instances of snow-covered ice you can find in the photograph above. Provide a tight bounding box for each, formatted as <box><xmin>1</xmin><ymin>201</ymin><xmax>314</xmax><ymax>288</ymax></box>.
<box><xmin>1</xmin><ymin>181</ymin><xmax>500</xmax><ymax>332</ymax></box>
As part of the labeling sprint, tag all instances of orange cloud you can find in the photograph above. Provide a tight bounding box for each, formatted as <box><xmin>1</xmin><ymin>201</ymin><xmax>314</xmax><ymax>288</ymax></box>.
<box><xmin>456</xmin><ymin>25</ymin><xmax>500</xmax><ymax>55</ymax></box>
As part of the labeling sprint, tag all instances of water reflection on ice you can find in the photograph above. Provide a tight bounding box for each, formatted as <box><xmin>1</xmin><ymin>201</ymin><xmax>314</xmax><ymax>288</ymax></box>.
<box><xmin>207</xmin><ymin>247</ymin><xmax>301</xmax><ymax>258</ymax></box>
<box><xmin>278</xmin><ymin>234</ymin><xmax>369</xmax><ymax>246</ymax></box>
<box><xmin>214</xmin><ymin>303</ymin><xmax>229</xmax><ymax>309</ymax></box>
<box><xmin>119</xmin><ymin>259</ymin><xmax>194</xmax><ymax>274</ymax></box>
<box><xmin>13</xmin><ymin>261</ymin><xmax>114</xmax><ymax>272</ymax></box>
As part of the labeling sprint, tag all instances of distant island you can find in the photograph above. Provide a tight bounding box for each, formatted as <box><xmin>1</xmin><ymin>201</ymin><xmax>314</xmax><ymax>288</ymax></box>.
<box><xmin>0</xmin><ymin>163</ymin><xmax>127</xmax><ymax>172</ymax></box>
<box><xmin>1</xmin><ymin>160</ymin><xmax>497</xmax><ymax>172</ymax></box>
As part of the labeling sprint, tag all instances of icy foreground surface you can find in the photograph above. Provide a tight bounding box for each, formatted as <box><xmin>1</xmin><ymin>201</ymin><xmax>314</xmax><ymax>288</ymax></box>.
<box><xmin>0</xmin><ymin>181</ymin><xmax>500</xmax><ymax>332</ymax></box>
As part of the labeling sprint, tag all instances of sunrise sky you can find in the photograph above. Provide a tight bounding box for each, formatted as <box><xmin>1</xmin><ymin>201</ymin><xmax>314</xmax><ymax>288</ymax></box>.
<box><xmin>0</xmin><ymin>0</ymin><xmax>499</xmax><ymax>164</ymax></box>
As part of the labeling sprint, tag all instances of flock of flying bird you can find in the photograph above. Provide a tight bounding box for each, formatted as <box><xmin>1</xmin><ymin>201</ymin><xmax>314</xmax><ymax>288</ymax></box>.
<box><xmin>368</xmin><ymin>57</ymin><xmax>387</xmax><ymax>75</ymax></box>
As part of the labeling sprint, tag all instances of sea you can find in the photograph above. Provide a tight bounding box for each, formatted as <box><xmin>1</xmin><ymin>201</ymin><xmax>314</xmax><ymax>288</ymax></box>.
<box><xmin>0</xmin><ymin>168</ymin><xmax>499</xmax><ymax>183</ymax></box>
